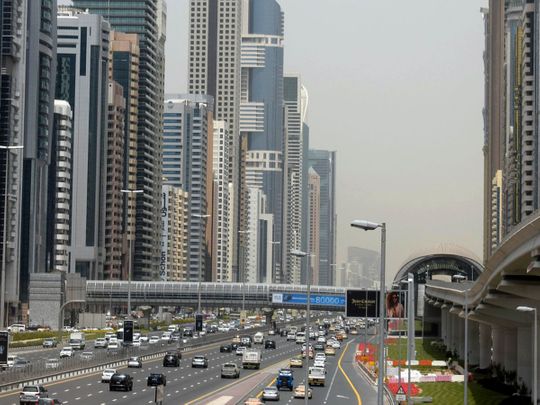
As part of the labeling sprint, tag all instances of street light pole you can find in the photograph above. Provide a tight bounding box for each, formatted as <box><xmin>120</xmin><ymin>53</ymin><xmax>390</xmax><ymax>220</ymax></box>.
<box><xmin>291</xmin><ymin>249</ymin><xmax>309</xmax><ymax>405</ymax></box>
<box><xmin>0</xmin><ymin>145</ymin><xmax>23</xmax><ymax>328</ymax></box>
<box><xmin>351</xmin><ymin>220</ymin><xmax>386</xmax><ymax>405</ymax></box>
<box><xmin>121</xmin><ymin>189</ymin><xmax>143</xmax><ymax>318</ymax></box>
<box><xmin>517</xmin><ymin>305</ymin><xmax>537</xmax><ymax>405</ymax></box>
<box><xmin>57</xmin><ymin>299</ymin><xmax>86</xmax><ymax>343</ymax></box>
<box><xmin>464</xmin><ymin>289</ymin><xmax>468</xmax><ymax>405</ymax></box>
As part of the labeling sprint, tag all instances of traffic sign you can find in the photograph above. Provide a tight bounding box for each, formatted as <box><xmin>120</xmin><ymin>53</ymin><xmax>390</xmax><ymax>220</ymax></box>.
<box><xmin>195</xmin><ymin>314</ymin><xmax>203</xmax><ymax>332</ymax></box>
<box><xmin>396</xmin><ymin>385</ymin><xmax>406</xmax><ymax>401</ymax></box>
<box><xmin>123</xmin><ymin>320</ymin><xmax>134</xmax><ymax>344</ymax></box>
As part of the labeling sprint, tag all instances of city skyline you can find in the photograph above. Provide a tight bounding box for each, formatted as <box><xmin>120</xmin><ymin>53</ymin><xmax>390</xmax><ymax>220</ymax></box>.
<box><xmin>164</xmin><ymin>0</ymin><xmax>486</xmax><ymax>279</ymax></box>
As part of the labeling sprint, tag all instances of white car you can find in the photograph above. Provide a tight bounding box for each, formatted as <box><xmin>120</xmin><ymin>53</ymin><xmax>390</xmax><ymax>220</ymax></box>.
<box><xmin>132</xmin><ymin>339</ymin><xmax>141</xmax><ymax>347</ymax></box>
<box><xmin>107</xmin><ymin>341</ymin><xmax>119</xmax><ymax>350</ymax></box>
<box><xmin>59</xmin><ymin>347</ymin><xmax>74</xmax><ymax>358</ymax></box>
<box><xmin>127</xmin><ymin>356</ymin><xmax>142</xmax><ymax>368</ymax></box>
<box><xmin>330</xmin><ymin>340</ymin><xmax>341</xmax><ymax>349</ymax></box>
<box><xmin>139</xmin><ymin>335</ymin><xmax>149</xmax><ymax>343</ymax></box>
<box><xmin>149</xmin><ymin>336</ymin><xmax>160</xmax><ymax>344</ymax></box>
<box><xmin>315</xmin><ymin>353</ymin><xmax>326</xmax><ymax>361</ymax></box>
<box><xmin>314</xmin><ymin>359</ymin><xmax>325</xmax><ymax>368</ymax></box>
<box><xmin>317</xmin><ymin>336</ymin><xmax>326</xmax><ymax>344</ymax></box>
<box><xmin>161</xmin><ymin>332</ymin><xmax>172</xmax><ymax>342</ymax></box>
<box><xmin>101</xmin><ymin>368</ymin><xmax>116</xmax><ymax>383</ymax></box>
<box><xmin>94</xmin><ymin>338</ymin><xmax>108</xmax><ymax>349</ymax></box>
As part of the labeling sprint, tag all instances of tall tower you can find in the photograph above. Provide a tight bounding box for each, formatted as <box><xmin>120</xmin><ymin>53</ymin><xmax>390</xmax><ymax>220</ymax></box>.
<box><xmin>188</xmin><ymin>0</ymin><xmax>242</xmax><ymax>281</ymax></box>
<box><xmin>56</xmin><ymin>8</ymin><xmax>110</xmax><ymax>280</ymax></box>
<box><xmin>240</xmin><ymin>0</ymin><xmax>284</xmax><ymax>284</ymax></box>
<box><xmin>283</xmin><ymin>74</ymin><xmax>308</xmax><ymax>285</ymax></box>
<box><xmin>1</xmin><ymin>0</ymin><xmax>30</xmax><ymax>322</ymax></box>
<box><xmin>18</xmin><ymin>0</ymin><xmax>58</xmax><ymax>316</ymax></box>
<box><xmin>73</xmin><ymin>0</ymin><xmax>166</xmax><ymax>280</ymax></box>
<box><xmin>308</xmin><ymin>150</ymin><xmax>336</xmax><ymax>286</ymax></box>
<box><xmin>307</xmin><ymin>168</ymin><xmax>320</xmax><ymax>286</ymax></box>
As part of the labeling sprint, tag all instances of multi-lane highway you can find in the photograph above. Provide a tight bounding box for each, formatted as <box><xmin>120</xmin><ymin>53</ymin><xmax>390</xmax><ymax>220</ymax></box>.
<box><xmin>1</xmin><ymin>330</ymin><xmax>380</xmax><ymax>405</ymax></box>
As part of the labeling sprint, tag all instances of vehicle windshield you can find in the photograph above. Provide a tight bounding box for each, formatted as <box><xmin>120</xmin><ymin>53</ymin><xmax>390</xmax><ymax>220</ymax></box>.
<box><xmin>23</xmin><ymin>387</ymin><xmax>38</xmax><ymax>392</ymax></box>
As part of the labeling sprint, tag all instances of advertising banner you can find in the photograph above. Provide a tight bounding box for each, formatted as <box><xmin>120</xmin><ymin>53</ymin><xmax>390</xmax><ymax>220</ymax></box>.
<box><xmin>385</xmin><ymin>290</ymin><xmax>407</xmax><ymax>331</ymax></box>
<box><xmin>195</xmin><ymin>314</ymin><xmax>203</xmax><ymax>332</ymax></box>
<box><xmin>123</xmin><ymin>320</ymin><xmax>134</xmax><ymax>344</ymax></box>
<box><xmin>346</xmin><ymin>289</ymin><xmax>379</xmax><ymax>318</ymax></box>
<box><xmin>271</xmin><ymin>293</ymin><xmax>345</xmax><ymax>307</ymax></box>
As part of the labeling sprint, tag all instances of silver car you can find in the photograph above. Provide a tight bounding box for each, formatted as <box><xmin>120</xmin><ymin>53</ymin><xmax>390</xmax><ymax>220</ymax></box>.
<box><xmin>262</xmin><ymin>386</ymin><xmax>280</xmax><ymax>401</ymax></box>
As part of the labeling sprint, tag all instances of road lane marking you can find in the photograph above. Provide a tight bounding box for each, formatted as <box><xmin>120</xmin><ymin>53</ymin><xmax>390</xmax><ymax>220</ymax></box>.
<box><xmin>337</xmin><ymin>340</ymin><xmax>362</xmax><ymax>405</ymax></box>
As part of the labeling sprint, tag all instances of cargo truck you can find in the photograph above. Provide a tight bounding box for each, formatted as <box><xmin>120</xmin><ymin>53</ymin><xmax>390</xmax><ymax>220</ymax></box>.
<box><xmin>242</xmin><ymin>349</ymin><xmax>262</xmax><ymax>369</ymax></box>
<box><xmin>69</xmin><ymin>332</ymin><xmax>85</xmax><ymax>350</ymax></box>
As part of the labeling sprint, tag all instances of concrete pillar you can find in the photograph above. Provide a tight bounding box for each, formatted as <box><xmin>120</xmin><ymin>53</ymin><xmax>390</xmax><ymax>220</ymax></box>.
<box><xmin>492</xmin><ymin>326</ymin><xmax>506</xmax><ymax>366</ymax></box>
<box><xmin>503</xmin><ymin>328</ymin><xmax>517</xmax><ymax>373</ymax></box>
<box><xmin>441</xmin><ymin>306</ymin><xmax>447</xmax><ymax>342</ymax></box>
<box><xmin>468</xmin><ymin>321</ymin><xmax>480</xmax><ymax>366</ymax></box>
<box><xmin>447</xmin><ymin>314</ymin><xmax>455</xmax><ymax>352</ymax></box>
<box><xmin>517</xmin><ymin>325</ymin><xmax>532</xmax><ymax>393</ymax></box>
<box><xmin>478</xmin><ymin>323</ymin><xmax>491</xmax><ymax>369</ymax></box>
<box><xmin>456</xmin><ymin>317</ymin><xmax>464</xmax><ymax>359</ymax></box>
<box><xmin>452</xmin><ymin>315</ymin><xmax>461</xmax><ymax>354</ymax></box>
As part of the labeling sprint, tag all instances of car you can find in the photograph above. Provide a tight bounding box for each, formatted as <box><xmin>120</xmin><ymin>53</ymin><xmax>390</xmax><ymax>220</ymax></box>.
<box><xmin>329</xmin><ymin>340</ymin><xmax>341</xmax><ymax>349</ymax></box>
<box><xmin>132</xmin><ymin>339</ymin><xmax>141</xmax><ymax>347</ymax></box>
<box><xmin>317</xmin><ymin>336</ymin><xmax>326</xmax><ymax>344</ymax></box>
<box><xmin>220</xmin><ymin>344</ymin><xmax>232</xmax><ymax>353</ymax></box>
<box><xmin>171</xmin><ymin>332</ymin><xmax>181</xmax><ymax>342</ymax></box>
<box><xmin>13</xmin><ymin>358</ymin><xmax>30</xmax><ymax>370</ymax></box>
<box><xmin>293</xmin><ymin>384</ymin><xmax>312</xmax><ymax>399</ymax></box>
<box><xmin>94</xmin><ymin>338</ymin><xmax>108</xmax><ymax>349</ymax></box>
<box><xmin>324</xmin><ymin>346</ymin><xmax>336</xmax><ymax>356</ymax></box>
<box><xmin>59</xmin><ymin>347</ymin><xmax>73</xmax><ymax>358</ymax></box>
<box><xmin>163</xmin><ymin>353</ymin><xmax>180</xmax><ymax>367</ymax></box>
<box><xmin>37</xmin><ymin>399</ymin><xmax>63</xmax><ymax>405</ymax></box>
<box><xmin>313</xmin><ymin>359</ymin><xmax>325</xmax><ymax>368</ymax></box>
<box><xmin>261</xmin><ymin>386</ymin><xmax>280</xmax><ymax>401</ymax></box>
<box><xmin>109</xmin><ymin>373</ymin><xmax>133</xmax><ymax>391</ymax></box>
<box><xmin>268</xmin><ymin>329</ymin><xmax>276</xmax><ymax>336</ymax></box>
<box><xmin>42</xmin><ymin>338</ymin><xmax>57</xmax><ymax>348</ymax></box>
<box><xmin>147</xmin><ymin>373</ymin><xmax>167</xmax><ymax>387</ymax></box>
<box><xmin>160</xmin><ymin>332</ymin><xmax>172</xmax><ymax>343</ymax></box>
<box><xmin>80</xmin><ymin>351</ymin><xmax>94</xmax><ymax>361</ymax></box>
<box><xmin>220</xmin><ymin>362</ymin><xmax>240</xmax><ymax>378</ymax></box>
<box><xmin>127</xmin><ymin>356</ymin><xmax>142</xmax><ymax>368</ymax></box>
<box><xmin>244</xmin><ymin>399</ymin><xmax>264</xmax><ymax>405</ymax></box>
<box><xmin>289</xmin><ymin>357</ymin><xmax>303</xmax><ymax>368</ymax></box>
<box><xmin>45</xmin><ymin>359</ymin><xmax>60</xmax><ymax>369</ymax></box>
<box><xmin>149</xmin><ymin>336</ymin><xmax>160</xmax><ymax>344</ymax></box>
<box><xmin>264</xmin><ymin>340</ymin><xmax>276</xmax><ymax>349</ymax></box>
<box><xmin>191</xmin><ymin>355</ymin><xmax>208</xmax><ymax>368</ymax></box>
<box><xmin>5</xmin><ymin>354</ymin><xmax>17</xmax><ymax>368</ymax></box>
<box><xmin>19</xmin><ymin>385</ymin><xmax>48</xmax><ymax>404</ymax></box>
<box><xmin>139</xmin><ymin>335</ymin><xmax>149</xmax><ymax>343</ymax></box>
<box><xmin>236</xmin><ymin>346</ymin><xmax>246</xmax><ymax>356</ymax></box>
<box><xmin>314</xmin><ymin>343</ymin><xmax>325</xmax><ymax>351</ymax></box>
<box><xmin>315</xmin><ymin>353</ymin><xmax>326</xmax><ymax>361</ymax></box>
<box><xmin>101</xmin><ymin>368</ymin><xmax>117</xmax><ymax>383</ymax></box>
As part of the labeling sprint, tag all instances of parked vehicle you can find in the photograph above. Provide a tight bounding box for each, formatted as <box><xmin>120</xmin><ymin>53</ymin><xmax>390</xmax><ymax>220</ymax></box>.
<box><xmin>109</xmin><ymin>374</ymin><xmax>133</xmax><ymax>391</ymax></box>
<box><xmin>220</xmin><ymin>362</ymin><xmax>240</xmax><ymax>378</ymax></box>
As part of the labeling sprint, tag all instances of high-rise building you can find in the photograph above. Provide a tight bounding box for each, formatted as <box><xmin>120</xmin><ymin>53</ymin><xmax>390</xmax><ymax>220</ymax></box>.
<box><xmin>346</xmin><ymin>246</ymin><xmax>379</xmax><ymax>289</ymax></box>
<box><xmin>308</xmin><ymin>150</ymin><xmax>336</xmax><ymax>286</ymax></box>
<box><xmin>283</xmin><ymin>74</ymin><xmax>308</xmax><ymax>285</ymax></box>
<box><xmin>46</xmin><ymin>101</ymin><xmax>73</xmax><ymax>274</ymax></box>
<box><xmin>104</xmin><ymin>82</ymin><xmax>126</xmax><ymax>279</ymax></box>
<box><xmin>240</xmin><ymin>0</ymin><xmax>284</xmax><ymax>284</ymax></box>
<box><xmin>18</xmin><ymin>1</ymin><xmax>58</xmax><ymax>316</ymax></box>
<box><xmin>56</xmin><ymin>8</ymin><xmax>110</xmax><ymax>279</ymax></box>
<box><xmin>73</xmin><ymin>0</ymin><xmax>166</xmax><ymax>281</ymax></box>
<box><xmin>108</xmin><ymin>31</ymin><xmax>140</xmax><ymax>280</ymax></box>
<box><xmin>162</xmin><ymin>96</ymin><xmax>213</xmax><ymax>282</ymax></box>
<box><xmin>307</xmin><ymin>168</ymin><xmax>320</xmax><ymax>286</ymax></box>
<box><xmin>0</xmin><ymin>0</ymin><xmax>29</xmax><ymax>322</ymax></box>
<box><xmin>160</xmin><ymin>185</ymin><xmax>189</xmax><ymax>281</ymax></box>
<box><xmin>212</xmin><ymin>121</ymin><xmax>231</xmax><ymax>282</ymax></box>
<box><xmin>188</xmin><ymin>0</ymin><xmax>242</xmax><ymax>281</ymax></box>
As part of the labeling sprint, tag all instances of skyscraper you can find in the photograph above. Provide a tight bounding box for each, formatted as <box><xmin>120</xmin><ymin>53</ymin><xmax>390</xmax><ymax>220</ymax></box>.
<box><xmin>240</xmin><ymin>0</ymin><xmax>284</xmax><ymax>284</ymax></box>
<box><xmin>104</xmin><ymin>82</ymin><xmax>126</xmax><ymax>279</ymax></box>
<box><xmin>307</xmin><ymin>168</ymin><xmax>320</xmax><ymax>286</ymax></box>
<box><xmin>46</xmin><ymin>101</ymin><xmax>73</xmax><ymax>274</ymax></box>
<box><xmin>108</xmin><ymin>31</ymin><xmax>140</xmax><ymax>280</ymax></box>
<box><xmin>188</xmin><ymin>0</ymin><xmax>242</xmax><ymax>280</ymax></box>
<box><xmin>0</xmin><ymin>0</ymin><xmax>30</xmax><ymax>323</ymax></box>
<box><xmin>162</xmin><ymin>96</ymin><xmax>213</xmax><ymax>282</ymax></box>
<box><xmin>283</xmin><ymin>74</ymin><xmax>308</xmax><ymax>285</ymax></box>
<box><xmin>56</xmin><ymin>8</ymin><xmax>110</xmax><ymax>279</ymax></box>
<box><xmin>73</xmin><ymin>0</ymin><xmax>166</xmax><ymax>280</ymax></box>
<box><xmin>308</xmin><ymin>150</ymin><xmax>337</xmax><ymax>286</ymax></box>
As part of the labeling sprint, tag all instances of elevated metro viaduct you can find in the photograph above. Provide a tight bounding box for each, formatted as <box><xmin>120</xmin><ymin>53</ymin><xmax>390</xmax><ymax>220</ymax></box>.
<box><xmin>424</xmin><ymin>212</ymin><xmax>540</xmax><ymax>395</ymax></box>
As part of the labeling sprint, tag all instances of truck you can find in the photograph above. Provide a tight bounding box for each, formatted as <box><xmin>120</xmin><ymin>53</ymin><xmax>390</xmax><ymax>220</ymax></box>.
<box><xmin>242</xmin><ymin>349</ymin><xmax>262</xmax><ymax>369</ymax></box>
<box><xmin>276</xmin><ymin>368</ymin><xmax>294</xmax><ymax>391</ymax></box>
<box><xmin>308</xmin><ymin>366</ymin><xmax>326</xmax><ymax>386</ymax></box>
<box><xmin>69</xmin><ymin>332</ymin><xmax>85</xmax><ymax>350</ymax></box>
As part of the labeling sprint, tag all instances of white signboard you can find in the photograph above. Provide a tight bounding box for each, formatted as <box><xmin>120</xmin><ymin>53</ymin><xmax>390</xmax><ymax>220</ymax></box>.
<box><xmin>272</xmin><ymin>293</ymin><xmax>283</xmax><ymax>304</ymax></box>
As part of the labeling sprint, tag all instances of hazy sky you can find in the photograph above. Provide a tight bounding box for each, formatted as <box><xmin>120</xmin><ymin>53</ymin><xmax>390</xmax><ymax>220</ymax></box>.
<box><xmin>164</xmin><ymin>0</ymin><xmax>487</xmax><ymax>280</ymax></box>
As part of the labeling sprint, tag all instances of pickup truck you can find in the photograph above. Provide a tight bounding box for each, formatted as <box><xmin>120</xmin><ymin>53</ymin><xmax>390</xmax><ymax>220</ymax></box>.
<box><xmin>308</xmin><ymin>366</ymin><xmax>326</xmax><ymax>386</ymax></box>
<box><xmin>221</xmin><ymin>362</ymin><xmax>240</xmax><ymax>378</ymax></box>
<box><xmin>242</xmin><ymin>349</ymin><xmax>261</xmax><ymax>369</ymax></box>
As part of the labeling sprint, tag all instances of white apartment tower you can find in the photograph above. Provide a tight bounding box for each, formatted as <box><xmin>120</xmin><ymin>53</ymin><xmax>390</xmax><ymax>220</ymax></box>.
<box><xmin>212</xmin><ymin>121</ymin><xmax>231</xmax><ymax>282</ymax></box>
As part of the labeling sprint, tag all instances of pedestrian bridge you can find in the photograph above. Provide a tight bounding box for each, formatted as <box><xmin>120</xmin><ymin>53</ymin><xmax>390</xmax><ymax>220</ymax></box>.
<box><xmin>86</xmin><ymin>281</ymin><xmax>347</xmax><ymax>311</ymax></box>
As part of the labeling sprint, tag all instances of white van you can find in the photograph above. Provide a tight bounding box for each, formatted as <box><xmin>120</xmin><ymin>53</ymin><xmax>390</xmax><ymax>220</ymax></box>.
<box><xmin>7</xmin><ymin>324</ymin><xmax>25</xmax><ymax>333</ymax></box>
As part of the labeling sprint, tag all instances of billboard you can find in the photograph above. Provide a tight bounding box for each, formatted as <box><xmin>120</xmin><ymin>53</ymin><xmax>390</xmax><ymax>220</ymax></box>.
<box><xmin>386</xmin><ymin>290</ymin><xmax>407</xmax><ymax>331</ymax></box>
<box><xmin>346</xmin><ymin>289</ymin><xmax>379</xmax><ymax>318</ymax></box>
<box><xmin>0</xmin><ymin>331</ymin><xmax>7</xmax><ymax>364</ymax></box>
<box><xmin>123</xmin><ymin>320</ymin><xmax>134</xmax><ymax>344</ymax></box>
<box><xmin>271</xmin><ymin>293</ymin><xmax>345</xmax><ymax>307</ymax></box>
